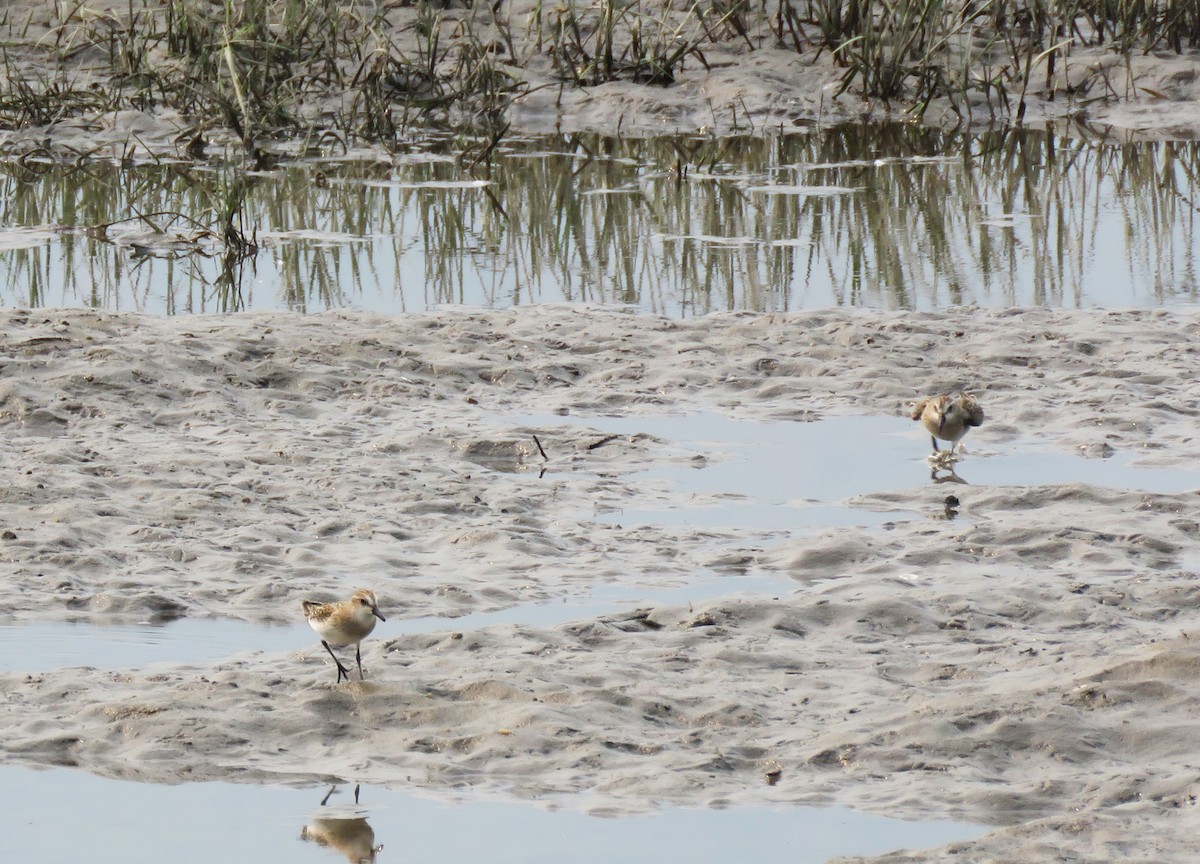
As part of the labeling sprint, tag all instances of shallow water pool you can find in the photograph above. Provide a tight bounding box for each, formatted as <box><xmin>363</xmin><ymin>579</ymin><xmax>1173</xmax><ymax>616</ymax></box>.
<box><xmin>3</xmin><ymin>412</ymin><xmax>1196</xmax><ymax>675</ymax></box>
<box><xmin>0</xmin><ymin>572</ymin><xmax>783</xmax><ymax>674</ymax></box>
<box><xmin>1</xmin><ymin>765</ymin><xmax>987</xmax><ymax>864</ymax></box>
<box><xmin>512</xmin><ymin>412</ymin><xmax>1200</xmax><ymax>528</ymax></box>
<box><xmin>2</xmin><ymin>126</ymin><xmax>1196</xmax><ymax>315</ymax></box>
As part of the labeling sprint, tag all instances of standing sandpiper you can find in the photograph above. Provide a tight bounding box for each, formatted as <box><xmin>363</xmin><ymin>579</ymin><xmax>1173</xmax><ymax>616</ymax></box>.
<box><xmin>911</xmin><ymin>393</ymin><xmax>984</xmax><ymax>457</ymax></box>
<box><xmin>302</xmin><ymin>589</ymin><xmax>386</xmax><ymax>683</ymax></box>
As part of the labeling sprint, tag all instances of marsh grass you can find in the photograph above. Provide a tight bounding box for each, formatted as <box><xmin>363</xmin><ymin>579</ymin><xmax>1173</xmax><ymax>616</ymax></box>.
<box><xmin>548</xmin><ymin>0</ymin><xmax>751</xmax><ymax>86</ymax></box>
<box><xmin>0</xmin><ymin>54</ymin><xmax>116</xmax><ymax>129</ymax></box>
<box><xmin>1</xmin><ymin>0</ymin><xmax>525</xmax><ymax>153</ymax></box>
<box><xmin>798</xmin><ymin>0</ymin><xmax>1199</xmax><ymax>118</ymax></box>
<box><xmin>0</xmin><ymin>0</ymin><xmax>1193</xmax><ymax>150</ymax></box>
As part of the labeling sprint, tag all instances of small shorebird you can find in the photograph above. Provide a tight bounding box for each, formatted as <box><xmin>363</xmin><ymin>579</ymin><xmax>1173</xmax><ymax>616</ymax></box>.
<box><xmin>911</xmin><ymin>393</ymin><xmax>984</xmax><ymax>456</ymax></box>
<box><xmin>302</xmin><ymin>589</ymin><xmax>386</xmax><ymax>683</ymax></box>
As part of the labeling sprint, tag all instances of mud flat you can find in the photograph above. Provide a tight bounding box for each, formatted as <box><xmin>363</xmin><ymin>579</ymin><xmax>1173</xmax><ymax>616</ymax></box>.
<box><xmin>0</xmin><ymin>305</ymin><xmax>1198</xmax><ymax>860</ymax></box>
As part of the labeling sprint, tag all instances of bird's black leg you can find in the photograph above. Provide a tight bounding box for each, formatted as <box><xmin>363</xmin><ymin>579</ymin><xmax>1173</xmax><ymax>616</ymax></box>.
<box><xmin>356</xmin><ymin>643</ymin><xmax>365</xmax><ymax>681</ymax></box>
<box><xmin>322</xmin><ymin>640</ymin><xmax>351</xmax><ymax>683</ymax></box>
<box><xmin>930</xmin><ymin>436</ymin><xmax>940</xmax><ymax>453</ymax></box>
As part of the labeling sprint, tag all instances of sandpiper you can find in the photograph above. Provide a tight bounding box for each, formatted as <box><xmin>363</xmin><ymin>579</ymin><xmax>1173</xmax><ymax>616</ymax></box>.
<box><xmin>302</xmin><ymin>589</ymin><xmax>386</xmax><ymax>683</ymax></box>
<box><xmin>911</xmin><ymin>392</ymin><xmax>984</xmax><ymax>456</ymax></box>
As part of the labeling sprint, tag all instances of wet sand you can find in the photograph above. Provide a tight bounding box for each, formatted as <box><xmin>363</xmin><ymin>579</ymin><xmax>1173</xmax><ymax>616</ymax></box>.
<box><xmin>1</xmin><ymin>306</ymin><xmax>1199</xmax><ymax>860</ymax></box>
<box><xmin>511</xmin><ymin>41</ymin><xmax>1200</xmax><ymax>140</ymax></box>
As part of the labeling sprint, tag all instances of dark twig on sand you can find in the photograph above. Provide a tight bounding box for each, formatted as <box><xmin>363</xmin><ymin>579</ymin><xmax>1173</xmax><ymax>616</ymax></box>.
<box><xmin>586</xmin><ymin>434</ymin><xmax>622</xmax><ymax>451</ymax></box>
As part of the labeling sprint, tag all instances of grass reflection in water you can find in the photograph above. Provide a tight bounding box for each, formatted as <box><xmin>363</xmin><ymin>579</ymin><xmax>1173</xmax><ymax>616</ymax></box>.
<box><xmin>0</xmin><ymin>123</ymin><xmax>1195</xmax><ymax>315</ymax></box>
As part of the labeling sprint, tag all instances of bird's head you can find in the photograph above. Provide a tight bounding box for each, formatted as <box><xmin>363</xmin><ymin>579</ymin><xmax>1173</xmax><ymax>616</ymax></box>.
<box><xmin>352</xmin><ymin>589</ymin><xmax>386</xmax><ymax>623</ymax></box>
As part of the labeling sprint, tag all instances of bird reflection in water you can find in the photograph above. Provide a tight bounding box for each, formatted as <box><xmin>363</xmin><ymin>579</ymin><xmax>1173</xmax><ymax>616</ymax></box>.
<box><xmin>301</xmin><ymin>785</ymin><xmax>383</xmax><ymax>864</ymax></box>
<box><xmin>940</xmin><ymin>495</ymin><xmax>961</xmax><ymax>520</ymax></box>
<box><xmin>929</xmin><ymin>461</ymin><xmax>968</xmax><ymax>485</ymax></box>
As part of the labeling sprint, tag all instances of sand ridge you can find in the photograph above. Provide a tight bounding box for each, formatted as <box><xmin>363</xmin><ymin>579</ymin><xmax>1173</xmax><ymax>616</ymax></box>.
<box><xmin>1</xmin><ymin>305</ymin><xmax>1200</xmax><ymax>861</ymax></box>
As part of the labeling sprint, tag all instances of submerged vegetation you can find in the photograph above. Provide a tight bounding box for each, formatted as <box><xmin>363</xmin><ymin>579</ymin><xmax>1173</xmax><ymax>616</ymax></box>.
<box><xmin>0</xmin><ymin>0</ymin><xmax>1196</xmax><ymax>150</ymax></box>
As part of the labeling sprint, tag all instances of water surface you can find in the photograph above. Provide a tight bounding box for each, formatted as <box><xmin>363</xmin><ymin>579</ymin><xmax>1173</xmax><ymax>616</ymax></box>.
<box><xmin>2</xmin><ymin>766</ymin><xmax>987</xmax><ymax>864</ymax></box>
<box><xmin>2</xmin><ymin>126</ymin><xmax>1196</xmax><ymax>315</ymax></box>
<box><xmin>0</xmin><ymin>573</ymin><xmax>782</xmax><ymax>674</ymax></box>
<box><xmin>5</xmin><ymin>412</ymin><xmax>1198</xmax><ymax>673</ymax></box>
<box><xmin>516</xmin><ymin>413</ymin><xmax>1200</xmax><ymax>528</ymax></box>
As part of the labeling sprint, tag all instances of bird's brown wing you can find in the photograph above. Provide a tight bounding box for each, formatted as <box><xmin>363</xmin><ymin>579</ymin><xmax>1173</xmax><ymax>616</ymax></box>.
<box><xmin>301</xmin><ymin>600</ymin><xmax>329</xmax><ymax>620</ymax></box>
<box><xmin>910</xmin><ymin>398</ymin><xmax>930</xmax><ymax>421</ymax></box>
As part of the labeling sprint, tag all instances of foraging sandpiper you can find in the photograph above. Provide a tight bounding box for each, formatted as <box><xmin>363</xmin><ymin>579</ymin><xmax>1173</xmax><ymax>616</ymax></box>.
<box><xmin>302</xmin><ymin>589</ymin><xmax>386</xmax><ymax>683</ymax></box>
<box><xmin>911</xmin><ymin>392</ymin><xmax>984</xmax><ymax>457</ymax></box>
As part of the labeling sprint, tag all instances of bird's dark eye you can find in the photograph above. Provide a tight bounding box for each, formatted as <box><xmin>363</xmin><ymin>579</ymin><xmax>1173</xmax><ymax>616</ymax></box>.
<box><xmin>359</xmin><ymin>598</ymin><xmax>369</xmax><ymax>605</ymax></box>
